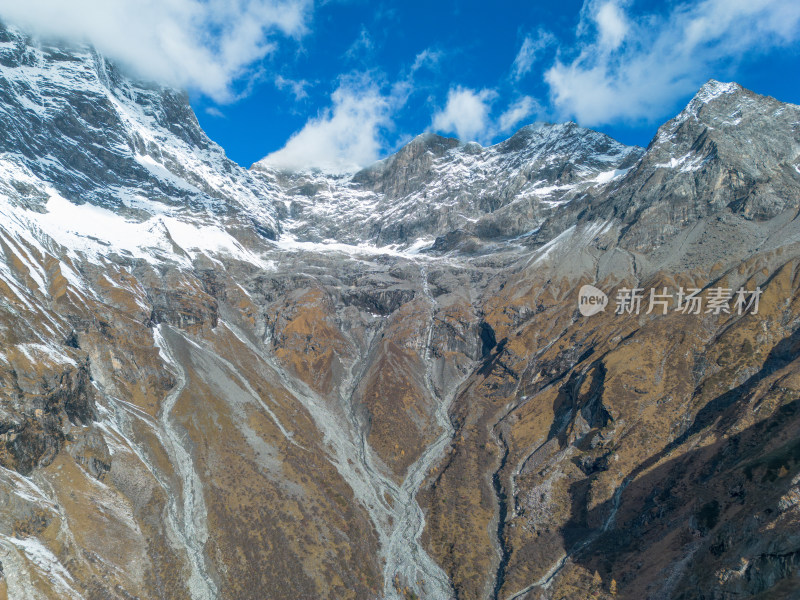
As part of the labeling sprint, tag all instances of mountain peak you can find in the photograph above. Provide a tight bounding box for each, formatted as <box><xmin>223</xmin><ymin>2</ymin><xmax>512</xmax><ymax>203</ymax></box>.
<box><xmin>395</xmin><ymin>131</ymin><xmax>461</xmax><ymax>158</ymax></box>
<box><xmin>669</xmin><ymin>79</ymin><xmax>748</xmax><ymax>125</ymax></box>
<box><xmin>693</xmin><ymin>79</ymin><xmax>742</xmax><ymax>104</ymax></box>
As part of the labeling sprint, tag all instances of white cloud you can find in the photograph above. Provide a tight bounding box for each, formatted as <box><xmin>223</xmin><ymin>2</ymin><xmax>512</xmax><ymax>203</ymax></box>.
<box><xmin>431</xmin><ymin>88</ymin><xmax>542</xmax><ymax>142</ymax></box>
<box><xmin>344</xmin><ymin>26</ymin><xmax>374</xmax><ymax>61</ymax></box>
<box><xmin>498</xmin><ymin>96</ymin><xmax>540</xmax><ymax>132</ymax></box>
<box><xmin>410</xmin><ymin>48</ymin><xmax>442</xmax><ymax>74</ymax></box>
<box><xmin>512</xmin><ymin>29</ymin><xmax>555</xmax><ymax>81</ymax></box>
<box><xmin>545</xmin><ymin>0</ymin><xmax>800</xmax><ymax>125</ymax></box>
<box><xmin>205</xmin><ymin>106</ymin><xmax>226</xmax><ymax>118</ymax></box>
<box><xmin>0</xmin><ymin>0</ymin><xmax>310</xmax><ymax>102</ymax></box>
<box><xmin>431</xmin><ymin>87</ymin><xmax>496</xmax><ymax>142</ymax></box>
<box><xmin>594</xmin><ymin>1</ymin><xmax>628</xmax><ymax>50</ymax></box>
<box><xmin>261</xmin><ymin>45</ymin><xmax>450</xmax><ymax>174</ymax></box>
<box><xmin>389</xmin><ymin>48</ymin><xmax>442</xmax><ymax>107</ymax></box>
<box><xmin>258</xmin><ymin>78</ymin><xmax>390</xmax><ymax>173</ymax></box>
<box><xmin>275</xmin><ymin>74</ymin><xmax>310</xmax><ymax>100</ymax></box>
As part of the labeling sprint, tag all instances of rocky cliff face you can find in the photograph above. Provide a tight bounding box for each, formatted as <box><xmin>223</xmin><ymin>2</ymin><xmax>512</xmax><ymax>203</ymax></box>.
<box><xmin>0</xmin><ymin>22</ymin><xmax>799</xmax><ymax>600</ymax></box>
<box><xmin>254</xmin><ymin>122</ymin><xmax>643</xmax><ymax>251</ymax></box>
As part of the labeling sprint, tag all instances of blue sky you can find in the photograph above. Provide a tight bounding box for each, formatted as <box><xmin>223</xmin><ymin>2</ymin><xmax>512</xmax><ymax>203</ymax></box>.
<box><xmin>3</xmin><ymin>0</ymin><xmax>800</xmax><ymax>171</ymax></box>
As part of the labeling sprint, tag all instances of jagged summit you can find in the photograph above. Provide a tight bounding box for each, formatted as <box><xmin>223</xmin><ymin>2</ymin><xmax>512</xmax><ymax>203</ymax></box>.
<box><xmin>650</xmin><ymin>78</ymin><xmax>792</xmax><ymax>147</ymax></box>
<box><xmin>601</xmin><ymin>78</ymin><xmax>800</xmax><ymax>249</ymax></box>
<box><xmin>694</xmin><ymin>78</ymin><xmax>742</xmax><ymax>103</ymax></box>
<box><xmin>3</xmin><ymin>21</ymin><xmax>793</xmax><ymax>259</ymax></box>
<box><xmin>1</xmin><ymin>19</ymin><xmax>797</xmax><ymax>265</ymax></box>
<box><xmin>0</xmin><ymin>23</ymin><xmax>281</xmax><ymax>244</ymax></box>
<box><xmin>264</xmin><ymin>119</ymin><xmax>645</xmax><ymax>250</ymax></box>
<box><xmin>351</xmin><ymin>120</ymin><xmax>639</xmax><ymax>180</ymax></box>
<box><xmin>350</xmin><ymin>132</ymin><xmax>461</xmax><ymax>181</ymax></box>
<box><xmin>1</xmin><ymin>25</ymin><xmax>798</xmax><ymax>261</ymax></box>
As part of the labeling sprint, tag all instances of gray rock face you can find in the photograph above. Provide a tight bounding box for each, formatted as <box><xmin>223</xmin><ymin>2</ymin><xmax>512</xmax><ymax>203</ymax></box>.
<box><xmin>255</xmin><ymin>123</ymin><xmax>643</xmax><ymax>250</ymax></box>
<box><xmin>255</xmin><ymin>80</ymin><xmax>800</xmax><ymax>262</ymax></box>
<box><xmin>599</xmin><ymin>80</ymin><xmax>800</xmax><ymax>251</ymax></box>
<box><xmin>2</xmin><ymin>362</ymin><xmax>97</xmax><ymax>476</ymax></box>
<box><xmin>0</xmin><ymin>23</ymin><xmax>280</xmax><ymax>235</ymax></box>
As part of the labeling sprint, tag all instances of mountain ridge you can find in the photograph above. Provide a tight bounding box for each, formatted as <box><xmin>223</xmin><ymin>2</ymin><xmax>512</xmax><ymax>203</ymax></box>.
<box><xmin>0</xmin><ymin>24</ymin><xmax>798</xmax><ymax>600</ymax></box>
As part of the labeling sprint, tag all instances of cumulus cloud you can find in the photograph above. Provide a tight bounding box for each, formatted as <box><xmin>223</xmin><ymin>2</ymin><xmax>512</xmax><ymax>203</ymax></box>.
<box><xmin>0</xmin><ymin>0</ymin><xmax>310</xmax><ymax>102</ymax></box>
<box><xmin>258</xmin><ymin>78</ymin><xmax>391</xmax><ymax>173</ymax></box>
<box><xmin>431</xmin><ymin>88</ymin><xmax>541</xmax><ymax>141</ymax></box>
<box><xmin>262</xmin><ymin>46</ymin><xmax>450</xmax><ymax>174</ymax></box>
<box><xmin>545</xmin><ymin>0</ymin><xmax>800</xmax><ymax>125</ymax></box>
<box><xmin>498</xmin><ymin>96</ymin><xmax>540</xmax><ymax>132</ymax></box>
<box><xmin>512</xmin><ymin>29</ymin><xmax>555</xmax><ymax>81</ymax></box>
<box><xmin>593</xmin><ymin>1</ymin><xmax>628</xmax><ymax>50</ymax></box>
<box><xmin>431</xmin><ymin>87</ymin><xmax>497</xmax><ymax>142</ymax></box>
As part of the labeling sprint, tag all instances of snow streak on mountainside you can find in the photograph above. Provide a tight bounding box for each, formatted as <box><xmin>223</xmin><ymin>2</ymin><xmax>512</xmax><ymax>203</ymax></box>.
<box><xmin>0</xmin><ymin>21</ymin><xmax>800</xmax><ymax>600</ymax></box>
<box><xmin>254</xmin><ymin>124</ymin><xmax>643</xmax><ymax>252</ymax></box>
<box><xmin>0</xmin><ymin>24</ymin><xmax>282</xmax><ymax>261</ymax></box>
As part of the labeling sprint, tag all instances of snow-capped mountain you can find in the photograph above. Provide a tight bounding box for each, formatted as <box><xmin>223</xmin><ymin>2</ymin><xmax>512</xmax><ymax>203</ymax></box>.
<box><xmin>0</xmin><ymin>24</ymin><xmax>282</xmax><ymax>267</ymax></box>
<box><xmin>254</xmin><ymin>123</ymin><xmax>642</xmax><ymax>250</ymax></box>
<box><xmin>0</xmin><ymin>22</ymin><xmax>799</xmax><ymax>600</ymax></box>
